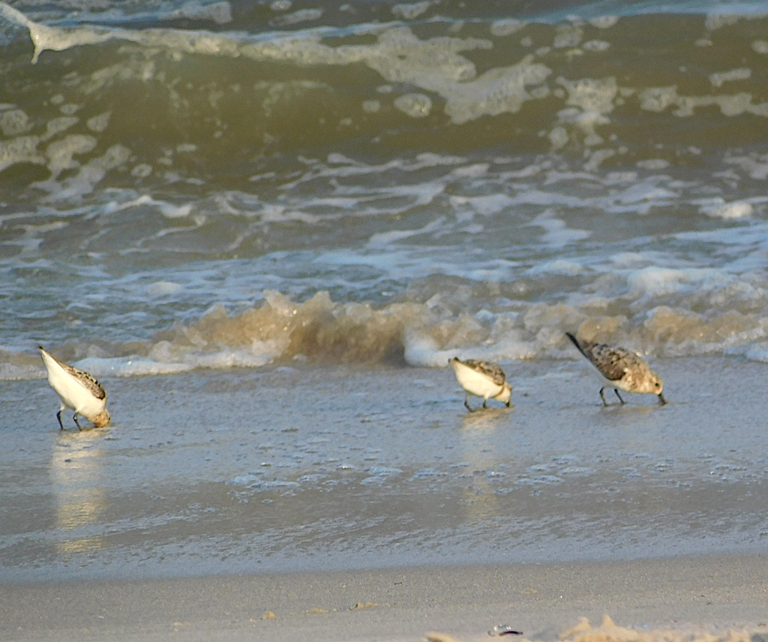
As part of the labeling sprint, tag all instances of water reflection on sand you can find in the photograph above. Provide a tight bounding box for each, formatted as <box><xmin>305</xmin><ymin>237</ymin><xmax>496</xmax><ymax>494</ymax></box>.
<box><xmin>458</xmin><ymin>407</ymin><xmax>510</xmax><ymax>525</ymax></box>
<box><xmin>51</xmin><ymin>429</ymin><xmax>108</xmax><ymax>556</ymax></box>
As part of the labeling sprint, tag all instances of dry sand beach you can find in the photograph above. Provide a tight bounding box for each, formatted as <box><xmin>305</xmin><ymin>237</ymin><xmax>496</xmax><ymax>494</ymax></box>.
<box><xmin>2</xmin><ymin>357</ymin><xmax>768</xmax><ymax>641</ymax></box>
<box><xmin>1</xmin><ymin>556</ymin><xmax>768</xmax><ymax>642</ymax></box>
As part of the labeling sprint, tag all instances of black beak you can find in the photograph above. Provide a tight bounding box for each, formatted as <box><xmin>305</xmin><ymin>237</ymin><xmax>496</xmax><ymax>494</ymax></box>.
<box><xmin>658</xmin><ymin>392</ymin><xmax>667</xmax><ymax>405</ymax></box>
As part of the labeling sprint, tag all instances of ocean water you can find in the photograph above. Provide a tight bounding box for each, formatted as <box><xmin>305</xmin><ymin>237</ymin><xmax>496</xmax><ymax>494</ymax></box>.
<box><xmin>3</xmin><ymin>0</ymin><xmax>768</xmax><ymax>379</ymax></box>
<box><xmin>2</xmin><ymin>0</ymin><xmax>768</xmax><ymax>588</ymax></box>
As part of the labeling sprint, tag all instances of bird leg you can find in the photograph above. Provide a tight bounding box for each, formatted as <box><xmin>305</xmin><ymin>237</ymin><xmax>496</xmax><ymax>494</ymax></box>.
<box><xmin>73</xmin><ymin>413</ymin><xmax>82</xmax><ymax>431</ymax></box>
<box><xmin>599</xmin><ymin>387</ymin><xmax>609</xmax><ymax>406</ymax></box>
<box><xmin>482</xmin><ymin>399</ymin><xmax>488</xmax><ymax>408</ymax></box>
<box><xmin>56</xmin><ymin>410</ymin><xmax>65</xmax><ymax>430</ymax></box>
<box><xmin>614</xmin><ymin>389</ymin><xmax>626</xmax><ymax>405</ymax></box>
<box><xmin>464</xmin><ymin>395</ymin><xmax>475</xmax><ymax>412</ymax></box>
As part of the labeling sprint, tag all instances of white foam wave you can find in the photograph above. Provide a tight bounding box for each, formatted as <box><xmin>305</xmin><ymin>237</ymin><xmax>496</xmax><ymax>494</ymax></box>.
<box><xmin>75</xmin><ymin>356</ymin><xmax>194</xmax><ymax>377</ymax></box>
<box><xmin>699</xmin><ymin>199</ymin><xmax>753</xmax><ymax>219</ymax></box>
<box><xmin>0</xmin><ymin>4</ymin><xmax>554</xmax><ymax>125</ymax></box>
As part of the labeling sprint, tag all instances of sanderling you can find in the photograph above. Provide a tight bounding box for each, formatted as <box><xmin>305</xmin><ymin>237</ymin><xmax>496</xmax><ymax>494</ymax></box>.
<box><xmin>39</xmin><ymin>346</ymin><xmax>111</xmax><ymax>429</ymax></box>
<box><xmin>449</xmin><ymin>357</ymin><xmax>512</xmax><ymax>411</ymax></box>
<box><xmin>565</xmin><ymin>332</ymin><xmax>666</xmax><ymax>406</ymax></box>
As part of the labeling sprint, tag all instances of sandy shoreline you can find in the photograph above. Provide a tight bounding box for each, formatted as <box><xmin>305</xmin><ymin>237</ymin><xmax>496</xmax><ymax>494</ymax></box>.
<box><xmin>3</xmin><ymin>357</ymin><xmax>768</xmax><ymax>639</ymax></box>
<box><xmin>2</xmin><ymin>555</ymin><xmax>768</xmax><ymax>641</ymax></box>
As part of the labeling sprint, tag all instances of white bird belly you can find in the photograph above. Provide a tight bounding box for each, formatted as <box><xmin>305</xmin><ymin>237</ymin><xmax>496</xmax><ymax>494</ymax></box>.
<box><xmin>42</xmin><ymin>353</ymin><xmax>105</xmax><ymax>417</ymax></box>
<box><xmin>452</xmin><ymin>361</ymin><xmax>503</xmax><ymax>399</ymax></box>
<box><xmin>584</xmin><ymin>360</ymin><xmax>629</xmax><ymax>392</ymax></box>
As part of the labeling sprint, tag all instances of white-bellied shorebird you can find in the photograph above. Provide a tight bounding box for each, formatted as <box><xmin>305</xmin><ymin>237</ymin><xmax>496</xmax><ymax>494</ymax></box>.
<box><xmin>39</xmin><ymin>346</ymin><xmax>111</xmax><ymax>429</ymax></box>
<box><xmin>565</xmin><ymin>332</ymin><xmax>666</xmax><ymax>406</ymax></box>
<box><xmin>449</xmin><ymin>357</ymin><xmax>512</xmax><ymax>411</ymax></box>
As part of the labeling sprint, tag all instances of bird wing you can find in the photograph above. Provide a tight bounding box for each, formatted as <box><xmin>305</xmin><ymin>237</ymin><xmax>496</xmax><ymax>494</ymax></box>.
<box><xmin>70</xmin><ymin>365</ymin><xmax>108</xmax><ymax>400</ymax></box>
<box><xmin>566</xmin><ymin>333</ymin><xmax>645</xmax><ymax>382</ymax></box>
<box><xmin>50</xmin><ymin>352</ymin><xmax>108</xmax><ymax>400</ymax></box>
<box><xmin>463</xmin><ymin>359</ymin><xmax>507</xmax><ymax>386</ymax></box>
<box><xmin>588</xmin><ymin>343</ymin><xmax>642</xmax><ymax>382</ymax></box>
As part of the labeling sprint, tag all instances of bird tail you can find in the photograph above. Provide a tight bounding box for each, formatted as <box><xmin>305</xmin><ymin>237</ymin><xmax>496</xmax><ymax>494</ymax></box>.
<box><xmin>565</xmin><ymin>332</ymin><xmax>589</xmax><ymax>359</ymax></box>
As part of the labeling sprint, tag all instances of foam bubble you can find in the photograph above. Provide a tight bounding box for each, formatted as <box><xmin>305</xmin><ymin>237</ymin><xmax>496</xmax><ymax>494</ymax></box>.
<box><xmin>0</xmin><ymin>357</ymin><xmax>45</xmax><ymax>381</ymax></box>
<box><xmin>403</xmin><ymin>333</ymin><xmax>446</xmax><ymax>367</ymax></box>
<box><xmin>444</xmin><ymin>57</ymin><xmax>551</xmax><ymax>124</ymax></box>
<box><xmin>362</xmin><ymin>466</ymin><xmax>403</xmax><ymax>485</ymax></box>
<box><xmin>553</xmin><ymin>24</ymin><xmax>582</xmax><ymax>49</ymax></box>
<box><xmin>527</xmin><ymin>259</ymin><xmax>584</xmax><ymax>276</ymax></box>
<box><xmin>700</xmin><ymin>200</ymin><xmax>753</xmax><ymax>219</ymax></box>
<box><xmin>0</xmin><ymin>108</ymin><xmax>32</xmax><ymax>136</ymax></box>
<box><xmin>75</xmin><ymin>356</ymin><xmax>194</xmax><ymax>378</ymax></box>
<box><xmin>710</xmin><ymin>68</ymin><xmax>751</xmax><ymax>88</ymax></box>
<box><xmin>391</xmin><ymin>2</ymin><xmax>432</xmax><ymax>20</ymax></box>
<box><xmin>558</xmin><ymin>76</ymin><xmax>617</xmax><ymax>114</ymax></box>
<box><xmin>639</xmin><ymin>85</ymin><xmax>768</xmax><ymax>119</ymax></box>
<box><xmin>170</xmin><ymin>1</ymin><xmax>232</xmax><ymax>25</ymax></box>
<box><xmin>0</xmin><ymin>2</ymin><xmax>113</xmax><ymax>64</ymax></box>
<box><xmin>131</xmin><ymin>164</ymin><xmax>153</xmax><ymax>178</ymax></box>
<box><xmin>704</xmin><ymin>13</ymin><xmax>741</xmax><ymax>31</ymax></box>
<box><xmin>43</xmin><ymin>117</ymin><xmax>79</xmax><ymax>141</ymax></box>
<box><xmin>270</xmin><ymin>8</ymin><xmax>323</xmax><ymax>27</ymax></box>
<box><xmin>628</xmin><ymin>267</ymin><xmax>703</xmax><ymax>298</ymax></box>
<box><xmin>394</xmin><ymin>93</ymin><xmax>432</xmax><ymax>118</ymax></box>
<box><xmin>582</xmin><ymin>40</ymin><xmax>610</xmax><ymax>52</ymax></box>
<box><xmin>490</xmin><ymin>19</ymin><xmax>526</xmax><ymax>37</ymax></box>
<box><xmin>636</xmin><ymin>159</ymin><xmax>669</xmax><ymax>170</ymax></box>
<box><xmin>450</xmin><ymin>193</ymin><xmax>513</xmax><ymax>217</ymax></box>
<box><xmin>227</xmin><ymin>473</ymin><xmax>262</xmax><ymax>487</ymax></box>
<box><xmin>146</xmin><ymin>281</ymin><xmax>184</xmax><ymax>297</ymax></box>
<box><xmin>43</xmin><ymin>144</ymin><xmax>131</xmax><ymax>200</ymax></box>
<box><xmin>528</xmin><ymin>210</ymin><xmax>591</xmax><ymax>247</ymax></box>
<box><xmin>43</xmin><ymin>134</ymin><xmax>97</xmax><ymax>178</ymax></box>
<box><xmin>159</xmin><ymin>202</ymin><xmax>193</xmax><ymax>219</ymax></box>
<box><xmin>588</xmin><ymin>16</ymin><xmax>619</xmax><ymax>29</ymax></box>
<box><xmin>0</xmin><ymin>135</ymin><xmax>44</xmax><ymax>173</ymax></box>
<box><xmin>3</xmin><ymin>7</ymin><xmax>553</xmax><ymax>126</ymax></box>
<box><xmin>639</xmin><ymin>86</ymin><xmax>678</xmax><ymax>112</ymax></box>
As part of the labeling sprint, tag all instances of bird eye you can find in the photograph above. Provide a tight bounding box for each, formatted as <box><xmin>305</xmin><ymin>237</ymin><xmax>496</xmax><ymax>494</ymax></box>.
<box><xmin>655</xmin><ymin>382</ymin><xmax>660</xmax><ymax>387</ymax></box>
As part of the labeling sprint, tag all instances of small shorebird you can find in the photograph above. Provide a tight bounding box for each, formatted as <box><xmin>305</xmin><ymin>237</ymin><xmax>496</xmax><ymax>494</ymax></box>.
<box><xmin>39</xmin><ymin>346</ymin><xmax>111</xmax><ymax>429</ymax></box>
<box><xmin>565</xmin><ymin>332</ymin><xmax>666</xmax><ymax>406</ymax></box>
<box><xmin>449</xmin><ymin>357</ymin><xmax>512</xmax><ymax>411</ymax></box>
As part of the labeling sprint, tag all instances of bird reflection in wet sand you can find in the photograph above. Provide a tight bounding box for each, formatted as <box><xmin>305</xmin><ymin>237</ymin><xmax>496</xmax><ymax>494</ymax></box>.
<box><xmin>39</xmin><ymin>346</ymin><xmax>111</xmax><ymax>430</ymax></box>
<box><xmin>449</xmin><ymin>357</ymin><xmax>512</xmax><ymax>411</ymax></box>
<box><xmin>565</xmin><ymin>332</ymin><xmax>666</xmax><ymax>406</ymax></box>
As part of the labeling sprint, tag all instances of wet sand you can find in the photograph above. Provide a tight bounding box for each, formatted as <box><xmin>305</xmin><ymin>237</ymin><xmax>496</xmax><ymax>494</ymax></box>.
<box><xmin>2</xmin><ymin>356</ymin><xmax>768</xmax><ymax>639</ymax></box>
